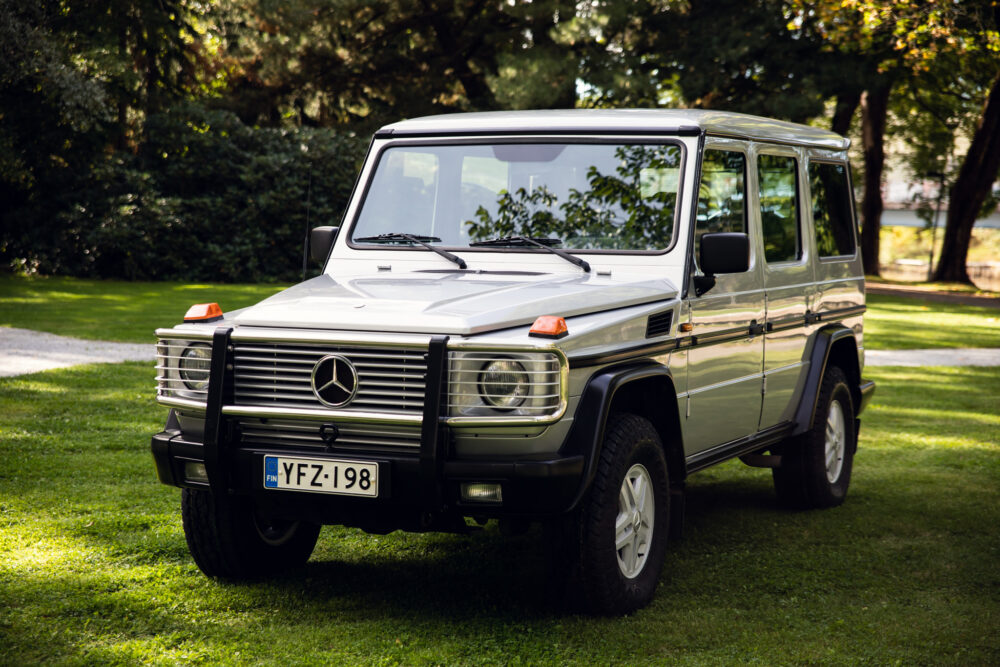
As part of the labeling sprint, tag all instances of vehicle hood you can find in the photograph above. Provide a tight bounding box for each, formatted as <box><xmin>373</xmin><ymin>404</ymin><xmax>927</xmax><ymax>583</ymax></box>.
<box><xmin>232</xmin><ymin>272</ymin><xmax>678</xmax><ymax>335</ymax></box>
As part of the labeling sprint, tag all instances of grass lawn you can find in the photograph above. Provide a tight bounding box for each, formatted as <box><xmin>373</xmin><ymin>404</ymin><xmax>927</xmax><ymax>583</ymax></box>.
<box><xmin>864</xmin><ymin>294</ymin><xmax>999</xmax><ymax>350</ymax></box>
<box><xmin>0</xmin><ymin>275</ymin><xmax>289</xmax><ymax>343</ymax></box>
<box><xmin>1</xmin><ymin>362</ymin><xmax>997</xmax><ymax>664</ymax></box>
<box><xmin>3</xmin><ymin>275</ymin><xmax>999</xmax><ymax>350</ymax></box>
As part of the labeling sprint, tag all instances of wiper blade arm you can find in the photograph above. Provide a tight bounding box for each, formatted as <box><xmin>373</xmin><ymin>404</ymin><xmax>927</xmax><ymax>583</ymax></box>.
<box><xmin>470</xmin><ymin>236</ymin><xmax>590</xmax><ymax>273</ymax></box>
<box><xmin>354</xmin><ymin>232</ymin><xmax>467</xmax><ymax>269</ymax></box>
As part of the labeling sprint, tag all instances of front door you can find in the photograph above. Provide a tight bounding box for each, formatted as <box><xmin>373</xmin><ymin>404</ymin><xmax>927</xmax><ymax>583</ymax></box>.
<box><xmin>683</xmin><ymin>140</ymin><xmax>765</xmax><ymax>455</ymax></box>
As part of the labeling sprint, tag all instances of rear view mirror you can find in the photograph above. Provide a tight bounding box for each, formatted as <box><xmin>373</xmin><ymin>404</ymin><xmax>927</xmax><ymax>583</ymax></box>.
<box><xmin>695</xmin><ymin>232</ymin><xmax>750</xmax><ymax>296</ymax></box>
<box><xmin>310</xmin><ymin>226</ymin><xmax>340</xmax><ymax>265</ymax></box>
<box><xmin>700</xmin><ymin>232</ymin><xmax>750</xmax><ymax>275</ymax></box>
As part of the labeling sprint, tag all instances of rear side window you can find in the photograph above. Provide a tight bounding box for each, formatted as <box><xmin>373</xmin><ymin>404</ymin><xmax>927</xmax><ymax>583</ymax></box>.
<box><xmin>695</xmin><ymin>149</ymin><xmax>746</xmax><ymax>262</ymax></box>
<box><xmin>758</xmin><ymin>154</ymin><xmax>800</xmax><ymax>263</ymax></box>
<box><xmin>809</xmin><ymin>161</ymin><xmax>856</xmax><ymax>257</ymax></box>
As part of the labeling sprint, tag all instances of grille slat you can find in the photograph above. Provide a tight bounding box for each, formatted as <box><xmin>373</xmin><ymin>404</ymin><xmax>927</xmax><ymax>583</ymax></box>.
<box><xmin>239</xmin><ymin>418</ymin><xmax>421</xmax><ymax>450</ymax></box>
<box><xmin>232</xmin><ymin>342</ymin><xmax>427</xmax><ymax>414</ymax></box>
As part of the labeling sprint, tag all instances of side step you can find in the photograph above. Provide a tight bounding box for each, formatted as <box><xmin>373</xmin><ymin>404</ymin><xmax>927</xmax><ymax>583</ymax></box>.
<box><xmin>739</xmin><ymin>453</ymin><xmax>782</xmax><ymax>468</ymax></box>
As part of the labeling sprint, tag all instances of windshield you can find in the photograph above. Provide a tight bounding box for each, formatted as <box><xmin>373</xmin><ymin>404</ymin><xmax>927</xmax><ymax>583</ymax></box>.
<box><xmin>350</xmin><ymin>142</ymin><xmax>684</xmax><ymax>252</ymax></box>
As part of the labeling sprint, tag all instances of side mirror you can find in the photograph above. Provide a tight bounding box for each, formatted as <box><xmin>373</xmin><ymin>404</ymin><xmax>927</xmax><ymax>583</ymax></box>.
<box><xmin>694</xmin><ymin>232</ymin><xmax>750</xmax><ymax>296</ymax></box>
<box><xmin>310</xmin><ymin>226</ymin><xmax>339</xmax><ymax>265</ymax></box>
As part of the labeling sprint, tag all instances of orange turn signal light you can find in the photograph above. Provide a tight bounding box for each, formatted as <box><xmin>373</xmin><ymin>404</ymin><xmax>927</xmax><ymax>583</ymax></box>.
<box><xmin>183</xmin><ymin>302</ymin><xmax>224</xmax><ymax>323</ymax></box>
<box><xmin>529</xmin><ymin>315</ymin><xmax>568</xmax><ymax>339</ymax></box>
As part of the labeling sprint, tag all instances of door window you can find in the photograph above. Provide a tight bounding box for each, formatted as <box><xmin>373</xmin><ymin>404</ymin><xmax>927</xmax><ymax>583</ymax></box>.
<box><xmin>809</xmin><ymin>161</ymin><xmax>856</xmax><ymax>257</ymax></box>
<box><xmin>695</xmin><ymin>149</ymin><xmax>746</xmax><ymax>263</ymax></box>
<box><xmin>758</xmin><ymin>154</ymin><xmax>800</xmax><ymax>263</ymax></box>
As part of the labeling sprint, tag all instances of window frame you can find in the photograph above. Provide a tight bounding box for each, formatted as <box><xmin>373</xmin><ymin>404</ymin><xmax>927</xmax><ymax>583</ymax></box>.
<box><xmin>344</xmin><ymin>137</ymin><xmax>689</xmax><ymax>256</ymax></box>
<box><xmin>754</xmin><ymin>148</ymin><xmax>805</xmax><ymax>266</ymax></box>
<box><xmin>806</xmin><ymin>157</ymin><xmax>859</xmax><ymax>261</ymax></box>
<box><xmin>692</xmin><ymin>143</ymin><xmax>750</xmax><ymax>273</ymax></box>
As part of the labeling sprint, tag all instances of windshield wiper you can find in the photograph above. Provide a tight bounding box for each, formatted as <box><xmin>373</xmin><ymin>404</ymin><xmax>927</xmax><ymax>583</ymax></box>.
<box><xmin>470</xmin><ymin>236</ymin><xmax>591</xmax><ymax>273</ymax></box>
<box><xmin>354</xmin><ymin>232</ymin><xmax>467</xmax><ymax>269</ymax></box>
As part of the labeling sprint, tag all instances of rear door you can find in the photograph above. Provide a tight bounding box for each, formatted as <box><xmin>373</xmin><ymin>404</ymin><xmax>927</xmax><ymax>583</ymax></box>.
<box><xmin>806</xmin><ymin>153</ymin><xmax>866</xmax><ymax>341</ymax></box>
<box><xmin>755</xmin><ymin>145</ymin><xmax>813</xmax><ymax>429</ymax></box>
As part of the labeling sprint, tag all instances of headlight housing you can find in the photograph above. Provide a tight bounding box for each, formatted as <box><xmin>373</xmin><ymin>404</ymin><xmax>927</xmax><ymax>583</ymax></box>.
<box><xmin>179</xmin><ymin>343</ymin><xmax>212</xmax><ymax>391</ymax></box>
<box><xmin>448</xmin><ymin>350</ymin><xmax>566</xmax><ymax>423</ymax></box>
<box><xmin>156</xmin><ymin>336</ymin><xmax>213</xmax><ymax>406</ymax></box>
<box><xmin>478</xmin><ymin>359</ymin><xmax>530</xmax><ymax>409</ymax></box>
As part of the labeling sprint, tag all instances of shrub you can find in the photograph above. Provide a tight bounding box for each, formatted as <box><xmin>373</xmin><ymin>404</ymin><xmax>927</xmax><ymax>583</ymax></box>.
<box><xmin>3</xmin><ymin>104</ymin><xmax>367</xmax><ymax>282</ymax></box>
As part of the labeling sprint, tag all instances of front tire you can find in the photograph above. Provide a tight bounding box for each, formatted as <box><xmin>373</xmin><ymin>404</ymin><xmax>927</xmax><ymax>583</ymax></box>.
<box><xmin>575</xmin><ymin>413</ymin><xmax>671</xmax><ymax>615</ymax></box>
<box><xmin>773</xmin><ymin>366</ymin><xmax>856</xmax><ymax>509</ymax></box>
<box><xmin>181</xmin><ymin>488</ymin><xmax>320</xmax><ymax>580</ymax></box>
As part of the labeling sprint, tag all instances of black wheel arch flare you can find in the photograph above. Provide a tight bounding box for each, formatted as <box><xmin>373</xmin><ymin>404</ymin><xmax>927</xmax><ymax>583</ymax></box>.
<box><xmin>792</xmin><ymin>324</ymin><xmax>864</xmax><ymax>436</ymax></box>
<box><xmin>560</xmin><ymin>361</ymin><xmax>685</xmax><ymax>512</ymax></box>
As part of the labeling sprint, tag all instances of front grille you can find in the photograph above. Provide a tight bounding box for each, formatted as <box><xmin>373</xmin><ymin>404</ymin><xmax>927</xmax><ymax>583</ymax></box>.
<box><xmin>239</xmin><ymin>418</ymin><xmax>421</xmax><ymax>451</ymax></box>
<box><xmin>232</xmin><ymin>343</ymin><xmax>427</xmax><ymax>414</ymax></box>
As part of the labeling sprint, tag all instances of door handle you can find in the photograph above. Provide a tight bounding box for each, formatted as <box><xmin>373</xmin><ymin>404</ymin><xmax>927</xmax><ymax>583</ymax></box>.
<box><xmin>749</xmin><ymin>320</ymin><xmax>765</xmax><ymax>337</ymax></box>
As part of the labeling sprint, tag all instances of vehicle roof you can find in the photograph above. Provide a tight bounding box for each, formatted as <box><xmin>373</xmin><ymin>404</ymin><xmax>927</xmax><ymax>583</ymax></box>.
<box><xmin>377</xmin><ymin>109</ymin><xmax>849</xmax><ymax>150</ymax></box>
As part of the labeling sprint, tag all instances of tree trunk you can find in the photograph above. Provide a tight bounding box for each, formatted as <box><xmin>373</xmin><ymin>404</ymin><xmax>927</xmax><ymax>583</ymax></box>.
<box><xmin>859</xmin><ymin>84</ymin><xmax>890</xmax><ymax>276</ymax></box>
<box><xmin>420</xmin><ymin>0</ymin><xmax>499</xmax><ymax>110</ymax></box>
<box><xmin>933</xmin><ymin>72</ymin><xmax>1000</xmax><ymax>284</ymax></box>
<box><xmin>830</xmin><ymin>91</ymin><xmax>860</xmax><ymax>136</ymax></box>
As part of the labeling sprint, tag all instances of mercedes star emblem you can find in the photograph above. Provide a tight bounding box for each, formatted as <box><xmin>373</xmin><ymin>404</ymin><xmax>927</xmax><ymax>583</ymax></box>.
<box><xmin>310</xmin><ymin>355</ymin><xmax>359</xmax><ymax>407</ymax></box>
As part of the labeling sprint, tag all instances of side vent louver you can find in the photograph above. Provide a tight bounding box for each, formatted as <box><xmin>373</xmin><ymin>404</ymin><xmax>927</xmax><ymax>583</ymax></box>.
<box><xmin>645</xmin><ymin>310</ymin><xmax>674</xmax><ymax>338</ymax></box>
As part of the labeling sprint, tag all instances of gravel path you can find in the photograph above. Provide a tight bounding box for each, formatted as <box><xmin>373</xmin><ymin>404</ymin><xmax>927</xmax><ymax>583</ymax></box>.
<box><xmin>0</xmin><ymin>327</ymin><xmax>155</xmax><ymax>377</ymax></box>
<box><xmin>1</xmin><ymin>326</ymin><xmax>998</xmax><ymax>378</ymax></box>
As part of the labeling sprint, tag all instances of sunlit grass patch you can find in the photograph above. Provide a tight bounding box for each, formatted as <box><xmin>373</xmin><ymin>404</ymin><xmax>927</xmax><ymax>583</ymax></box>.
<box><xmin>864</xmin><ymin>294</ymin><xmax>999</xmax><ymax>350</ymax></box>
<box><xmin>1</xmin><ymin>275</ymin><xmax>288</xmax><ymax>342</ymax></box>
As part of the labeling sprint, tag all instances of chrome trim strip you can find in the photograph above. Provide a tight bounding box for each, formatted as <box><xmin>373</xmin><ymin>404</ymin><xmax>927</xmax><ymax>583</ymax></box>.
<box><xmin>156</xmin><ymin>396</ymin><xmax>208</xmax><ymax>412</ymax></box>
<box><xmin>687</xmin><ymin>372</ymin><xmax>763</xmax><ymax>395</ymax></box>
<box><xmin>155</xmin><ymin>329</ymin><xmax>213</xmax><ymax>341</ymax></box>
<box><xmin>221</xmin><ymin>405</ymin><xmax>423</xmax><ymax>425</ymax></box>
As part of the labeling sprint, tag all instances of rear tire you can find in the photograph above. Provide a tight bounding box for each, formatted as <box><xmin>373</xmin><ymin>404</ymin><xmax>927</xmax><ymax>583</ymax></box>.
<box><xmin>181</xmin><ymin>488</ymin><xmax>320</xmax><ymax>579</ymax></box>
<box><xmin>773</xmin><ymin>366</ymin><xmax>856</xmax><ymax>509</ymax></box>
<box><xmin>573</xmin><ymin>413</ymin><xmax>671</xmax><ymax>615</ymax></box>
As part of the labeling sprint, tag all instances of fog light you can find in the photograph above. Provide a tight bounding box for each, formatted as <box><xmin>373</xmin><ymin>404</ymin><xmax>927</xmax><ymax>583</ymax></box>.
<box><xmin>184</xmin><ymin>461</ymin><xmax>209</xmax><ymax>483</ymax></box>
<box><xmin>461</xmin><ymin>482</ymin><xmax>502</xmax><ymax>503</ymax></box>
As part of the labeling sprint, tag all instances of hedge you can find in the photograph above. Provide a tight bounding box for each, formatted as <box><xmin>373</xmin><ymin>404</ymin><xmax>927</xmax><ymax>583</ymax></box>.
<box><xmin>2</xmin><ymin>105</ymin><xmax>368</xmax><ymax>282</ymax></box>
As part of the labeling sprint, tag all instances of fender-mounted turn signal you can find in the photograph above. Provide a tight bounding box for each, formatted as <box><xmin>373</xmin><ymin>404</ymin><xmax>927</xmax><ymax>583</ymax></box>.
<box><xmin>529</xmin><ymin>315</ymin><xmax>568</xmax><ymax>339</ymax></box>
<box><xmin>184</xmin><ymin>302</ymin><xmax>224</xmax><ymax>323</ymax></box>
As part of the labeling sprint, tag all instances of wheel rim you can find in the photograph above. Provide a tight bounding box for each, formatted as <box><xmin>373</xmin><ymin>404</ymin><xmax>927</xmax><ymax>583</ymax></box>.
<box><xmin>825</xmin><ymin>399</ymin><xmax>847</xmax><ymax>483</ymax></box>
<box><xmin>253</xmin><ymin>513</ymin><xmax>299</xmax><ymax>547</ymax></box>
<box><xmin>615</xmin><ymin>463</ymin><xmax>655</xmax><ymax>579</ymax></box>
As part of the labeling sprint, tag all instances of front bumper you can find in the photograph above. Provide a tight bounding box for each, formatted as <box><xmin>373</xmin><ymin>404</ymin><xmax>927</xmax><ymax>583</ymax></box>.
<box><xmin>151</xmin><ymin>428</ymin><xmax>585</xmax><ymax>526</ymax></box>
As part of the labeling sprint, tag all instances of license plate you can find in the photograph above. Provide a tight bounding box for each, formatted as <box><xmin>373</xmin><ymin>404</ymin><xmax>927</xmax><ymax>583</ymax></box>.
<box><xmin>263</xmin><ymin>455</ymin><xmax>378</xmax><ymax>497</ymax></box>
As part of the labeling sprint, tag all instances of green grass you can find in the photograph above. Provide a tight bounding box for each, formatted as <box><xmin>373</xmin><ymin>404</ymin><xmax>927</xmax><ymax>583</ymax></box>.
<box><xmin>2</xmin><ymin>362</ymin><xmax>998</xmax><ymax>664</ymax></box>
<box><xmin>864</xmin><ymin>294</ymin><xmax>1000</xmax><ymax>350</ymax></box>
<box><xmin>0</xmin><ymin>275</ymin><xmax>289</xmax><ymax>342</ymax></box>
<box><xmin>3</xmin><ymin>275</ymin><xmax>999</xmax><ymax>351</ymax></box>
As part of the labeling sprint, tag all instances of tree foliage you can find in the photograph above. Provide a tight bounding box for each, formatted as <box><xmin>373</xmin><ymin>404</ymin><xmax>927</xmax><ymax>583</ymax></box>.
<box><xmin>2</xmin><ymin>0</ymin><xmax>999</xmax><ymax>283</ymax></box>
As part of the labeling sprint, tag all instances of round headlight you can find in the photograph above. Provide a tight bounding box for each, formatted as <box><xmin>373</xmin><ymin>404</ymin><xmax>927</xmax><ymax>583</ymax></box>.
<box><xmin>478</xmin><ymin>359</ymin><xmax>529</xmax><ymax>409</ymax></box>
<box><xmin>179</xmin><ymin>343</ymin><xmax>212</xmax><ymax>391</ymax></box>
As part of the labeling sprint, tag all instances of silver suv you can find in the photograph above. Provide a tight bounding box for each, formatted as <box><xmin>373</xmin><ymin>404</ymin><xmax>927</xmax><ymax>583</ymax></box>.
<box><xmin>152</xmin><ymin>110</ymin><xmax>875</xmax><ymax>614</ymax></box>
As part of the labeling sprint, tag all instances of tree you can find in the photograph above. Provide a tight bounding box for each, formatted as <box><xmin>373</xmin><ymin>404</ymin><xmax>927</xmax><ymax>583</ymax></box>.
<box><xmin>933</xmin><ymin>70</ymin><xmax>1000</xmax><ymax>282</ymax></box>
<box><xmin>787</xmin><ymin>0</ymin><xmax>1000</xmax><ymax>284</ymax></box>
<box><xmin>215</xmin><ymin>0</ymin><xmax>588</xmax><ymax>131</ymax></box>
